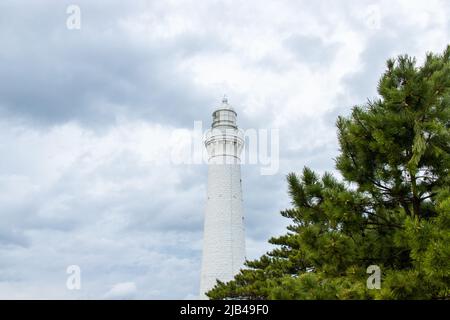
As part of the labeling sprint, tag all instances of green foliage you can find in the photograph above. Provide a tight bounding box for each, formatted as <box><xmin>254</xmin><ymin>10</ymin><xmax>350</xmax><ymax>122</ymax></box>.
<box><xmin>207</xmin><ymin>46</ymin><xmax>450</xmax><ymax>300</ymax></box>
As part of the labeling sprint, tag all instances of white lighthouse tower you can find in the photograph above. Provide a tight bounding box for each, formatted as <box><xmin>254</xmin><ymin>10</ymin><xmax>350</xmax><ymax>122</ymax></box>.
<box><xmin>199</xmin><ymin>97</ymin><xmax>246</xmax><ymax>299</ymax></box>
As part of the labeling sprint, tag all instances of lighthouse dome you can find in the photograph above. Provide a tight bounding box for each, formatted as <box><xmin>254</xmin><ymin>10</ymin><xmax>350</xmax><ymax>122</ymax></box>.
<box><xmin>211</xmin><ymin>96</ymin><xmax>237</xmax><ymax>129</ymax></box>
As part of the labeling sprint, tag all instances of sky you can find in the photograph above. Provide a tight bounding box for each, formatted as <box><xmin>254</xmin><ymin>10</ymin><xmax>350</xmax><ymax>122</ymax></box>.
<box><xmin>0</xmin><ymin>0</ymin><xmax>448</xmax><ymax>299</ymax></box>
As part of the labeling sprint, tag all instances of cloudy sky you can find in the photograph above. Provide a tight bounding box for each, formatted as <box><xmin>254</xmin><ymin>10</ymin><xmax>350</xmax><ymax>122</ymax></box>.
<box><xmin>0</xmin><ymin>0</ymin><xmax>448</xmax><ymax>299</ymax></box>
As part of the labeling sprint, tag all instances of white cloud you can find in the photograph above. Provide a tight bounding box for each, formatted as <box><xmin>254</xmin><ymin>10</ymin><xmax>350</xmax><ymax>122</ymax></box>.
<box><xmin>104</xmin><ymin>282</ymin><xmax>137</xmax><ymax>299</ymax></box>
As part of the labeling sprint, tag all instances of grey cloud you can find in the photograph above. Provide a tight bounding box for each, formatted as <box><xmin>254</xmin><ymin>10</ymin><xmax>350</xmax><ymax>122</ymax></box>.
<box><xmin>342</xmin><ymin>33</ymin><xmax>398</xmax><ymax>104</ymax></box>
<box><xmin>0</xmin><ymin>1</ymin><xmax>223</xmax><ymax>128</ymax></box>
<box><xmin>340</xmin><ymin>6</ymin><xmax>442</xmax><ymax>106</ymax></box>
<box><xmin>241</xmin><ymin>167</ymin><xmax>289</xmax><ymax>242</ymax></box>
<box><xmin>284</xmin><ymin>34</ymin><xmax>339</xmax><ymax>67</ymax></box>
<box><xmin>0</xmin><ymin>227</ymin><xmax>30</xmax><ymax>248</ymax></box>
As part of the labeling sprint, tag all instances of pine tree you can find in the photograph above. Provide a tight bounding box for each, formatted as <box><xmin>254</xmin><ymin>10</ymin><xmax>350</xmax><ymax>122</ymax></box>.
<box><xmin>207</xmin><ymin>46</ymin><xmax>450</xmax><ymax>300</ymax></box>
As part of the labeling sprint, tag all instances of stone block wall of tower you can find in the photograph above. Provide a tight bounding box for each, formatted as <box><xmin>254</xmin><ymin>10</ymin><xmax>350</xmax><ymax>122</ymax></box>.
<box><xmin>199</xmin><ymin>164</ymin><xmax>245</xmax><ymax>299</ymax></box>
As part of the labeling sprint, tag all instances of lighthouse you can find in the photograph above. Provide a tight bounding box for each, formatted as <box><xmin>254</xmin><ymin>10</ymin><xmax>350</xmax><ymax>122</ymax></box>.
<box><xmin>199</xmin><ymin>97</ymin><xmax>246</xmax><ymax>299</ymax></box>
